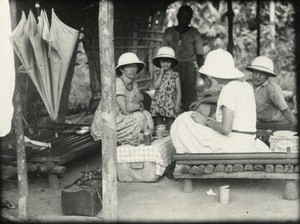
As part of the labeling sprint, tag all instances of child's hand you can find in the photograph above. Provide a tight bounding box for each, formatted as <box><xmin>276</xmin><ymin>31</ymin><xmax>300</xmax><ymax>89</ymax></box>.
<box><xmin>175</xmin><ymin>104</ymin><xmax>181</xmax><ymax>114</ymax></box>
<box><xmin>134</xmin><ymin>93</ymin><xmax>143</xmax><ymax>103</ymax></box>
<box><xmin>159</xmin><ymin>67</ymin><xmax>165</xmax><ymax>75</ymax></box>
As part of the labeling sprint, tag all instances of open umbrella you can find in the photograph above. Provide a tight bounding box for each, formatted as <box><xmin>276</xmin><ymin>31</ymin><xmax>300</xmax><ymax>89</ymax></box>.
<box><xmin>10</xmin><ymin>9</ymin><xmax>79</xmax><ymax>121</ymax></box>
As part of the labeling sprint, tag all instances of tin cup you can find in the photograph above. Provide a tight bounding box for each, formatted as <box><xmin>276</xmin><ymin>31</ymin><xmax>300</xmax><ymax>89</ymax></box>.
<box><xmin>218</xmin><ymin>185</ymin><xmax>230</xmax><ymax>204</ymax></box>
<box><xmin>156</xmin><ymin>124</ymin><xmax>166</xmax><ymax>140</ymax></box>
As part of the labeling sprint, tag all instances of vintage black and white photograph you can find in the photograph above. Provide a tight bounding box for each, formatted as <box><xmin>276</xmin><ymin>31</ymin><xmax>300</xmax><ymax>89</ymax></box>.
<box><xmin>0</xmin><ymin>0</ymin><xmax>299</xmax><ymax>223</ymax></box>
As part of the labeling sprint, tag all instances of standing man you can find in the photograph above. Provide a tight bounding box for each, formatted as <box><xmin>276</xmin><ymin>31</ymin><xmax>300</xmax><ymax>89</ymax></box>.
<box><xmin>246</xmin><ymin>56</ymin><xmax>297</xmax><ymax>125</ymax></box>
<box><xmin>162</xmin><ymin>5</ymin><xmax>204</xmax><ymax>111</ymax></box>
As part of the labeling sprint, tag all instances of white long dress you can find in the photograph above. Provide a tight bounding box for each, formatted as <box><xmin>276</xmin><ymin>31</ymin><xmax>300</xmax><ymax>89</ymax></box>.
<box><xmin>171</xmin><ymin>80</ymin><xmax>262</xmax><ymax>153</ymax></box>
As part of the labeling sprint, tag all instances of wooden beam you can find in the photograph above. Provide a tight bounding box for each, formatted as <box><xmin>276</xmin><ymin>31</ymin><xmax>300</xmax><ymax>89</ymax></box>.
<box><xmin>256</xmin><ymin>0</ymin><xmax>261</xmax><ymax>56</ymax></box>
<box><xmin>176</xmin><ymin>159</ymin><xmax>299</xmax><ymax>165</ymax></box>
<box><xmin>9</xmin><ymin>0</ymin><xmax>28</xmax><ymax>220</ymax></box>
<box><xmin>27</xmin><ymin>215</ymin><xmax>104</xmax><ymax>223</ymax></box>
<box><xmin>227</xmin><ymin>0</ymin><xmax>234</xmax><ymax>55</ymax></box>
<box><xmin>174</xmin><ymin>152</ymin><xmax>298</xmax><ymax>160</ymax></box>
<box><xmin>99</xmin><ymin>0</ymin><xmax>118</xmax><ymax>221</ymax></box>
<box><xmin>173</xmin><ymin>171</ymin><xmax>299</xmax><ymax>180</ymax></box>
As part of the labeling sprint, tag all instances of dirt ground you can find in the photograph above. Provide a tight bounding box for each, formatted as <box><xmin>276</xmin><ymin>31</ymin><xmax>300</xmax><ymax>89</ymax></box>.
<box><xmin>1</xmin><ymin>151</ymin><xmax>299</xmax><ymax>223</ymax></box>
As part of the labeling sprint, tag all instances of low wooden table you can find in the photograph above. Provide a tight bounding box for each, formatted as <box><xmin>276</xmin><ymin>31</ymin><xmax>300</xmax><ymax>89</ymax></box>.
<box><xmin>173</xmin><ymin>152</ymin><xmax>299</xmax><ymax>200</ymax></box>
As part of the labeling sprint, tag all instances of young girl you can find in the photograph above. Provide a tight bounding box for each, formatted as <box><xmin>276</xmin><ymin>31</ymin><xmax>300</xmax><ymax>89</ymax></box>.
<box><xmin>150</xmin><ymin>46</ymin><xmax>182</xmax><ymax>130</ymax></box>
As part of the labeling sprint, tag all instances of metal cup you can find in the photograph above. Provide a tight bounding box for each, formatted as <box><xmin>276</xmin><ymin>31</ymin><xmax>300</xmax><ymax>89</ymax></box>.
<box><xmin>156</xmin><ymin>124</ymin><xmax>166</xmax><ymax>140</ymax></box>
<box><xmin>157</xmin><ymin>128</ymin><xmax>164</xmax><ymax>140</ymax></box>
<box><xmin>218</xmin><ymin>185</ymin><xmax>230</xmax><ymax>204</ymax></box>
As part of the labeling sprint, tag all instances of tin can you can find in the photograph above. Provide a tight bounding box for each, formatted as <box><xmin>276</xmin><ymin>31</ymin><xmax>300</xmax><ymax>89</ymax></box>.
<box><xmin>143</xmin><ymin>132</ymin><xmax>151</xmax><ymax>146</ymax></box>
<box><xmin>218</xmin><ymin>185</ymin><xmax>230</xmax><ymax>204</ymax></box>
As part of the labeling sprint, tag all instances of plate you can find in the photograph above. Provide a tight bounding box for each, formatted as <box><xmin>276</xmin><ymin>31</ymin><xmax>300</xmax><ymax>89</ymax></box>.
<box><xmin>273</xmin><ymin>130</ymin><xmax>296</xmax><ymax>137</ymax></box>
<box><xmin>75</xmin><ymin>129</ymin><xmax>89</xmax><ymax>135</ymax></box>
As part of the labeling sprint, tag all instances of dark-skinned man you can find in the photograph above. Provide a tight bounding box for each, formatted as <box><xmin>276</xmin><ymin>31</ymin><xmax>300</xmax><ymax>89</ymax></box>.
<box><xmin>162</xmin><ymin>5</ymin><xmax>204</xmax><ymax>111</ymax></box>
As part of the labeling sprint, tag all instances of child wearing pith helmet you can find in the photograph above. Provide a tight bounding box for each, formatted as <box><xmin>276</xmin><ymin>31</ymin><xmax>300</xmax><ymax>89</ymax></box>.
<box><xmin>150</xmin><ymin>46</ymin><xmax>182</xmax><ymax>131</ymax></box>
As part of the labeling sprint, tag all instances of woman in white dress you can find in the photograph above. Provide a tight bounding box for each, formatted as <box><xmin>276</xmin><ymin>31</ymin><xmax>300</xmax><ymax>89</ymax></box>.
<box><xmin>171</xmin><ymin>49</ymin><xmax>265</xmax><ymax>153</ymax></box>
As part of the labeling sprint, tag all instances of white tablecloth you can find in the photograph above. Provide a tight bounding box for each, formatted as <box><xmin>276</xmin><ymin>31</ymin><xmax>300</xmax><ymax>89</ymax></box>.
<box><xmin>117</xmin><ymin>136</ymin><xmax>175</xmax><ymax>176</ymax></box>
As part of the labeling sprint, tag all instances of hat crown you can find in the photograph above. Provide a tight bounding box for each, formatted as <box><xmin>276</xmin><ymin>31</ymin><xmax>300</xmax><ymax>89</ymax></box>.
<box><xmin>115</xmin><ymin>52</ymin><xmax>145</xmax><ymax>76</ymax></box>
<box><xmin>156</xmin><ymin>46</ymin><xmax>176</xmax><ymax>58</ymax></box>
<box><xmin>117</xmin><ymin>52</ymin><xmax>141</xmax><ymax>66</ymax></box>
<box><xmin>204</xmin><ymin>49</ymin><xmax>234</xmax><ymax>72</ymax></box>
<box><xmin>250</xmin><ymin>56</ymin><xmax>274</xmax><ymax>72</ymax></box>
<box><xmin>199</xmin><ymin>49</ymin><xmax>244</xmax><ymax>79</ymax></box>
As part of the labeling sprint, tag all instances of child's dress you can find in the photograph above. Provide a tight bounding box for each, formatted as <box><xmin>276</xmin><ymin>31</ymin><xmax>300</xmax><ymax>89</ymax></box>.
<box><xmin>150</xmin><ymin>70</ymin><xmax>180</xmax><ymax>118</ymax></box>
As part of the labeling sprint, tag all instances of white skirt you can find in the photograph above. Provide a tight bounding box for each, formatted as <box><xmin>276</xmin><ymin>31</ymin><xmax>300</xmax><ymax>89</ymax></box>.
<box><xmin>170</xmin><ymin>112</ymin><xmax>263</xmax><ymax>153</ymax></box>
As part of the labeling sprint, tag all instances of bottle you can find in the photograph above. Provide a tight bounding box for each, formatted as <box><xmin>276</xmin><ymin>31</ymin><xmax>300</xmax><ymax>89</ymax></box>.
<box><xmin>143</xmin><ymin>130</ymin><xmax>151</xmax><ymax>146</ymax></box>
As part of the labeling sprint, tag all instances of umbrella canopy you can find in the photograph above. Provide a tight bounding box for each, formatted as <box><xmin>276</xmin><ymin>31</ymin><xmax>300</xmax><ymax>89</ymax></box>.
<box><xmin>10</xmin><ymin>9</ymin><xmax>79</xmax><ymax>121</ymax></box>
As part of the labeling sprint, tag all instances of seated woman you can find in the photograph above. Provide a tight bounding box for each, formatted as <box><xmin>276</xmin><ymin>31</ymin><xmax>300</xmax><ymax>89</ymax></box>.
<box><xmin>171</xmin><ymin>49</ymin><xmax>268</xmax><ymax>153</ymax></box>
<box><xmin>91</xmin><ymin>52</ymin><xmax>154</xmax><ymax>145</ymax></box>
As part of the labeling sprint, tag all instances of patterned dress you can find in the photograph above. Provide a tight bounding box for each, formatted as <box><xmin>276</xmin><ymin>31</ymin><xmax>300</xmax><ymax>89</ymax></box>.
<box><xmin>150</xmin><ymin>70</ymin><xmax>179</xmax><ymax>118</ymax></box>
<box><xmin>91</xmin><ymin>77</ymin><xmax>153</xmax><ymax>145</ymax></box>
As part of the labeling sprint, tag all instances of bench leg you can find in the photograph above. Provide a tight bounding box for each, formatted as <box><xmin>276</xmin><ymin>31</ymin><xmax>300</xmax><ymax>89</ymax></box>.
<box><xmin>284</xmin><ymin>180</ymin><xmax>298</xmax><ymax>200</ymax></box>
<box><xmin>182</xmin><ymin>179</ymin><xmax>193</xmax><ymax>193</ymax></box>
<box><xmin>48</xmin><ymin>174</ymin><xmax>59</xmax><ymax>190</ymax></box>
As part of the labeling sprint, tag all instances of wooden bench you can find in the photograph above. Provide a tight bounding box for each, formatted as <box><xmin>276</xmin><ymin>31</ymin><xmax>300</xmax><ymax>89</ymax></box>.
<box><xmin>173</xmin><ymin>152</ymin><xmax>299</xmax><ymax>200</ymax></box>
<box><xmin>1</xmin><ymin>131</ymin><xmax>101</xmax><ymax>189</ymax></box>
<box><xmin>25</xmin><ymin>132</ymin><xmax>101</xmax><ymax>189</ymax></box>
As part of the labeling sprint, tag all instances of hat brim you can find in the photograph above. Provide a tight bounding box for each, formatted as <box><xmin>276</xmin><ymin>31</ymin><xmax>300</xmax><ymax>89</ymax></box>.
<box><xmin>199</xmin><ymin>65</ymin><xmax>244</xmax><ymax>79</ymax></box>
<box><xmin>115</xmin><ymin>62</ymin><xmax>145</xmax><ymax>76</ymax></box>
<box><xmin>245</xmin><ymin>65</ymin><xmax>277</xmax><ymax>77</ymax></box>
<box><xmin>152</xmin><ymin>56</ymin><xmax>179</xmax><ymax>69</ymax></box>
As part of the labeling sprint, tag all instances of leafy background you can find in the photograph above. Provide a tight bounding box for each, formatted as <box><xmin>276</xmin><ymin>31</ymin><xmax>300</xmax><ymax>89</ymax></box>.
<box><xmin>165</xmin><ymin>0</ymin><xmax>296</xmax><ymax>92</ymax></box>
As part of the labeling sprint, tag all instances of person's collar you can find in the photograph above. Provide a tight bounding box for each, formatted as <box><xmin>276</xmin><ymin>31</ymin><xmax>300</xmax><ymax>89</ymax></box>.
<box><xmin>254</xmin><ymin>79</ymin><xmax>269</xmax><ymax>91</ymax></box>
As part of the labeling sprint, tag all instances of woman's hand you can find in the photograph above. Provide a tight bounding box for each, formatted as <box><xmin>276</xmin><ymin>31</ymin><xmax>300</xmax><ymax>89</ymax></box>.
<box><xmin>189</xmin><ymin>100</ymin><xmax>201</xmax><ymax>111</ymax></box>
<box><xmin>126</xmin><ymin>102</ymin><xmax>140</xmax><ymax>112</ymax></box>
<box><xmin>190</xmin><ymin>111</ymin><xmax>207</xmax><ymax>125</ymax></box>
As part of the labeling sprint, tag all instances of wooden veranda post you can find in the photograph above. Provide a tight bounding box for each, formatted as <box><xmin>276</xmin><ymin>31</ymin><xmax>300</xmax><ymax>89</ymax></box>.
<box><xmin>256</xmin><ymin>0</ymin><xmax>261</xmax><ymax>56</ymax></box>
<box><xmin>99</xmin><ymin>0</ymin><xmax>118</xmax><ymax>220</ymax></box>
<box><xmin>9</xmin><ymin>0</ymin><xmax>28</xmax><ymax>219</ymax></box>
<box><xmin>227</xmin><ymin>0</ymin><xmax>234</xmax><ymax>55</ymax></box>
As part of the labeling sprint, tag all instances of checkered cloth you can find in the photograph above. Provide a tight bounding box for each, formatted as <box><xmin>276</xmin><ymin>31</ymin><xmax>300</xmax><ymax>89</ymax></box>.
<box><xmin>117</xmin><ymin>136</ymin><xmax>175</xmax><ymax>176</ymax></box>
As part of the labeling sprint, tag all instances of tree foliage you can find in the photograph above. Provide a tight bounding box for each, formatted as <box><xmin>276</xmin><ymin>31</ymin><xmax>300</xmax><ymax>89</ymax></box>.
<box><xmin>165</xmin><ymin>0</ymin><xmax>296</xmax><ymax>91</ymax></box>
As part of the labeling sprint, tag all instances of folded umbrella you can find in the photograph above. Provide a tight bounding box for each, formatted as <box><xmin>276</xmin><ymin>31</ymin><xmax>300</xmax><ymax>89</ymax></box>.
<box><xmin>10</xmin><ymin>9</ymin><xmax>79</xmax><ymax>121</ymax></box>
<box><xmin>10</xmin><ymin>11</ymin><xmax>50</xmax><ymax>119</ymax></box>
<box><xmin>48</xmin><ymin>9</ymin><xmax>79</xmax><ymax>120</ymax></box>
<box><xmin>29</xmin><ymin>9</ymin><xmax>54</xmax><ymax>119</ymax></box>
